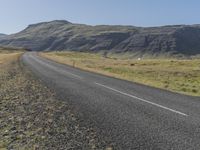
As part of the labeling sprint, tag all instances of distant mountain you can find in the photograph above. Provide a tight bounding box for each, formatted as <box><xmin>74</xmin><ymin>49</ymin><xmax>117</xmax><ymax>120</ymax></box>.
<box><xmin>0</xmin><ymin>33</ymin><xmax>6</xmax><ymax>36</ymax></box>
<box><xmin>0</xmin><ymin>33</ymin><xmax>7</xmax><ymax>39</ymax></box>
<box><xmin>0</xmin><ymin>20</ymin><xmax>200</xmax><ymax>57</ymax></box>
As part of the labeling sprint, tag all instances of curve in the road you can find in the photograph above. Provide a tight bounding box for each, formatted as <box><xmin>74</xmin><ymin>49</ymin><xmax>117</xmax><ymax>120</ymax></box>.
<box><xmin>22</xmin><ymin>52</ymin><xmax>200</xmax><ymax>149</ymax></box>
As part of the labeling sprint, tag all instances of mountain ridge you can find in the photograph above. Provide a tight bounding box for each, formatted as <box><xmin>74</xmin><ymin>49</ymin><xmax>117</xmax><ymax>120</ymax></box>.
<box><xmin>0</xmin><ymin>20</ymin><xmax>200</xmax><ymax>57</ymax></box>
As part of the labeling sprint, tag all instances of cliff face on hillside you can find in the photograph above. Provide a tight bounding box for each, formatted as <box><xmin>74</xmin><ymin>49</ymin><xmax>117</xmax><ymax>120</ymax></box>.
<box><xmin>0</xmin><ymin>20</ymin><xmax>200</xmax><ymax>57</ymax></box>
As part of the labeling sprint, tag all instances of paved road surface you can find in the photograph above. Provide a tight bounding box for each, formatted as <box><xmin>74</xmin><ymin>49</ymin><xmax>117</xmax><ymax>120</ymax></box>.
<box><xmin>22</xmin><ymin>52</ymin><xmax>200</xmax><ymax>149</ymax></box>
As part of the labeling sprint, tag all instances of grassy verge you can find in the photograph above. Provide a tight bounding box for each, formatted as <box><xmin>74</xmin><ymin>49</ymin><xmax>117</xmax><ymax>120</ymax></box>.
<box><xmin>0</xmin><ymin>52</ymin><xmax>109</xmax><ymax>149</ymax></box>
<box><xmin>41</xmin><ymin>51</ymin><xmax>200</xmax><ymax>97</ymax></box>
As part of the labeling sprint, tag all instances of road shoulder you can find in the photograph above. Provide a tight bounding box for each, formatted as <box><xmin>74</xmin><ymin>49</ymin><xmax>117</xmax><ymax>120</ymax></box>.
<box><xmin>0</xmin><ymin>53</ymin><xmax>109</xmax><ymax>149</ymax></box>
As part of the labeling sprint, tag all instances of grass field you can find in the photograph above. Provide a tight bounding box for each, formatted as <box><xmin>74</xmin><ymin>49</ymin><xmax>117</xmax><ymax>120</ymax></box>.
<box><xmin>42</xmin><ymin>51</ymin><xmax>200</xmax><ymax>97</ymax></box>
<box><xmin>0</xmin><ymin>48</ymin><xmax>25</xmax><ymax>64</ymax></box>
<box><xmin>0</xmin><ymin>53</ymin><xmax>21</xmax><ymax>64</ymax></box>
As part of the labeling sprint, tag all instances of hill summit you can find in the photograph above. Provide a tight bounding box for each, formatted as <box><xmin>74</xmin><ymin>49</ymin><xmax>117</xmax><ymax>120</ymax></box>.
<box><xmin>0</xmin><ymin>20</ymin><xmax>200</xmax><ymax>57</ymax></box>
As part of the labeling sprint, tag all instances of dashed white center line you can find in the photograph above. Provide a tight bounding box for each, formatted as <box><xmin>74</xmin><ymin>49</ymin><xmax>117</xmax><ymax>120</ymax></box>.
<box><xmin>60</xmin><ymin>70</ymin><xmax>83</xmax><ymax>79</ymax></box>
<box><xmin>30</xmin><ymin>55</ymin><xmax>83</xmax><ymax>79</ymax></box>
<box><xmin>29</xmin><ymin>53</ymin><xmax>188</xmax><ymax>117</ymax></box>
<box><xmin>95</xmin><ymin>82</ymin><xmax>188</xmax><ymax>117</ymax></box>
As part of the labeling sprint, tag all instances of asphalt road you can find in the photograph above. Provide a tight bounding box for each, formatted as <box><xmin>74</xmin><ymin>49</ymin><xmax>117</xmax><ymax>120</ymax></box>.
<box><xmin>22</xmin><ymin>52</ymin><xmax>200</xmax><ymax>149</ymax></box>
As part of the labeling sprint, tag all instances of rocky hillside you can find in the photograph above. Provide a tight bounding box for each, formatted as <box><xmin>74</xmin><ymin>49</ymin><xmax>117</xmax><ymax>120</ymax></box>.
<box><xmin>0</xmin><ymin>20</ymin><xmax>200</xmax><ymax>57</ymax></box>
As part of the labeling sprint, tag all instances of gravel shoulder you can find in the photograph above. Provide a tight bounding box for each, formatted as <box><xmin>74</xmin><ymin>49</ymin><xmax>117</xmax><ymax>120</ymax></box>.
<box><xmin>0</xmin><ymin>54</ymin><xmax>109</xmax><ymax>149</ymax></box>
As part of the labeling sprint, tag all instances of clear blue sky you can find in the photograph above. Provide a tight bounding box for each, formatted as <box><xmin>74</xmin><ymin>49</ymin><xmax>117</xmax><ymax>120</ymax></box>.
<box><xmin>0</xmin><ymin>0</ymin><xmax>200</xmax><ymax>34</ymax></box>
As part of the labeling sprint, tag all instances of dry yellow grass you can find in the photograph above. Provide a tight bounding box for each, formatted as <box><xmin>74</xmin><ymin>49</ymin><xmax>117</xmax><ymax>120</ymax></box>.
<box><xmin>41</xmin><ymin>51</ymin><xmax>200</xmax><ymax>97</ymax></box>
<box><xmin>0</xmin><ymin>53</ymin><xmax>21</xmax><ymax>64</ymax></box>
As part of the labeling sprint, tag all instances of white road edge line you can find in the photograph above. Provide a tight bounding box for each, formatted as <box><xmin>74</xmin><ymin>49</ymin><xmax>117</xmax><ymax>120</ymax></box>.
<box><xmin>95</xmin><ymin>82</ymin><xmax>188</xmax><ymax>117</ymax></box>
